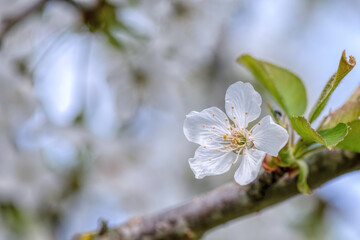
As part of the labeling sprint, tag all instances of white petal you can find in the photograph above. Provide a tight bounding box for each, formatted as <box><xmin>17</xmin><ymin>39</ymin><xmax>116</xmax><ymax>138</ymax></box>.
<box><xmin>189</xmin><ymin>146</ymin><xmax>235</xmax><ymax>179</ymax></box>
<box><xmin>225</xmin><ymin>81</ymin><xmax>262</xmax><ymax>128</ymax></box>
<box><xmin>234</xmin><ymin>149</ymin><xmax>265</xmax><ymax>185</ymax></box>
<box><xmin>251</xmin><ymin>115</ymin><xmax>289</xmax><ymax>156</ymax></box>
<box><xmin>183</xmin><ymin>107</ymin><xmax>231</xmax><ymax>147</ymax></box>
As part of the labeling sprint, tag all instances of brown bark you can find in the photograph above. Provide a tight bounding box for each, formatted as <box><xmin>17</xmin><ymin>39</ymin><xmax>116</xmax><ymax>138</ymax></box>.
<box><xmin>73</xmin><ymin>150</ymin><xmax>360</xmax><ymax>240</ymax></box>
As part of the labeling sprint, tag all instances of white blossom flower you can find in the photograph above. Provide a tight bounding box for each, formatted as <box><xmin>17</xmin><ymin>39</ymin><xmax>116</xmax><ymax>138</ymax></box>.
<box><xmin>183</xmin><ymin>81</ymin><xmax>289</xmax><ymax>185</ymax></box>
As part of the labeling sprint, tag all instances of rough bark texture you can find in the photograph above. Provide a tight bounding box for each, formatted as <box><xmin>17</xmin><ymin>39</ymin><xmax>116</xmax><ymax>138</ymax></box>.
<box><xmin>73</xmin><ymin>150</ymin><xmax>360</xmax><ymax>240</ymax></box>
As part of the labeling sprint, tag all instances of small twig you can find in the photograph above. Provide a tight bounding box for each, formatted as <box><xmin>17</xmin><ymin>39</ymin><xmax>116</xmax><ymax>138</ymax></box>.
<box><xmin>98</xmin><ymin>219</ymin><xmax>109</xmax><ymax>236</ymax></box>
<box><xmin>296</xmin><ymin>145</ymin><xmax>326</xmax><ymax>159</ymax></box>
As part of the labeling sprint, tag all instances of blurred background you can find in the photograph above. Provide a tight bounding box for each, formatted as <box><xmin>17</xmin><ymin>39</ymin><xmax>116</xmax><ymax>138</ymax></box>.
<box><xmin>0</xmin><ymin>0</ymin><xmax>360</xmax><ymax>239</ymax></box>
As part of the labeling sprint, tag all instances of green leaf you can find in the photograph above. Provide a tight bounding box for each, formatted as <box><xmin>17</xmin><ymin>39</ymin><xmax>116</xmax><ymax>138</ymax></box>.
<box><xmin>320</xmin><ymin>102</ymin><xmax>360</xmax><ymax>129</ymax></box>
<box><xmin>290</xmin><ymin>116</ymin><xmax>349</xmax><ymax>149</ymax></box>
<box><xmin>337</xmin><ymin>120</ymin><xmax>360</xmax><ymax>153</ymax></box>
<box><xmin>308</xmin><ymin>51</ymin><xmax>356</xmax><ymax>123</ymax></box>
<box><xmin>296</xmin><ymin>160</ymin><xmax>311</xmax><ymax>194</ymax></box>
<box><xmin>290</xmin><ymin>116</ymin><xmax>327</xmax><ymax>145</ymax></box>
<box><xmin>318</xmin><ymin>123</ymin><xmax>349</xmax><ymax>148</ymax></box>
<box><xmin>237</xmin><ymin>55</ymin><xmax>307</xmax><ymax>116</ymax></box>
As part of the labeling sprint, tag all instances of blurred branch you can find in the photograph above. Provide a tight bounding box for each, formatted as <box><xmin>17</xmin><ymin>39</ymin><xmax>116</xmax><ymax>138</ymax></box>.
<box><xmin>0</xmin><ymin>0</ymin><xmax>85</xmax><ymax>44</ymax></box>
<box><xmin>0</xmin><ymin>0</ymin><xmax>91</xmax><ymax>44</ymax></box>
<box><xmin>0</xmin><ymin>0</ymin><xmax>128</xmax><ymax>50</ymax></box>
<box><xmin>0</xmin><ymin>0</ymin><xmax>49</xmax><ymax>43</ymax></box>
<box><xmin>73</xmin><ymin>150</ymin><xmax>360</xmax><ymax>240</ymax></box>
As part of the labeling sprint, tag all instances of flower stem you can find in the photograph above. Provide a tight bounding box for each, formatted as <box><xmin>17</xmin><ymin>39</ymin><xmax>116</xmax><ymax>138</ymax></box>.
<box><xmin>295</xmin><ymin>145</ymin><xmax>325</xmax><ymax>159</ymax></box>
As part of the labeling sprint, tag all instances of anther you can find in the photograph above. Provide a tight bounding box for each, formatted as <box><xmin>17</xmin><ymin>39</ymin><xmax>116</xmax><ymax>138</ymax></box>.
<box><xmin>212</xmin><ymin>126</ymin><xmax>215</xmax><ymax>129</ymax></box>
<box><xmin>209</xmin><ymin>158</ymin><xmax>212</xmax><ymax>161</ymax></box>
<box><xmin>203</xmin><ymin>146</ymin><xmax>206</xmax><ymax>148</ymax></box>
<box><xmin>245</xmin><ymin>112</ymin><xmax>248</xmax><ymax>115</ymax></box>
<box><xmin>202</xmin><ymin>124</ymin><xmax>205</xmax><ymax>127</ymax></box>
<box><xmin>210</xmin><ymin>137</ymin><xmax>213</xmax><ymax>139</ymax></box>
<box><xmin>225</xmin><ymin>118</ymin><xmax>228</xmax><ymax>121</ymax></box>
<box><xmin>212</xmin><ymin>113</ymin><xmax>215</xmax><ymax>117</ymax></box>
<box><xmin>258</xmin><ymin>122</ymin><xmax>260</xmax><ymax>125</ymax></box>
<box><xmin>233</xmin><ymin>116</ymin><xmax>236</xmax><ymax>119</ymax></box>
<box><xmin>232</xmin><ymin>106</ymin><xmax>234</xmax><ymax>109</ymax></box>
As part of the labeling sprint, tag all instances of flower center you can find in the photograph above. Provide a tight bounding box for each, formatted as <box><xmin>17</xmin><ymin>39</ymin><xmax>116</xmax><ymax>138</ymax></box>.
<box><xmin>228</xmin><ymin>129</ymin><xmax>253</xmax><ymax>154</ymax></box>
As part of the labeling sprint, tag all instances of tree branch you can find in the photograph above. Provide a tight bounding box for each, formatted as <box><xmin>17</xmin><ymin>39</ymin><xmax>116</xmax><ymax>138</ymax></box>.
<box><xmin>73</xmin><ymin>150</ymin><xmax>360</xmax><ymax>240</ymax></box>
<box><xmin>0</xmin><ymin>0</ymin><xmax>49</xmax><ymax>42</ymax></box>
<box><xmin>0</xmin><ymin>0</ymin><xmax>85</xmax><ymax>44</ymax></box>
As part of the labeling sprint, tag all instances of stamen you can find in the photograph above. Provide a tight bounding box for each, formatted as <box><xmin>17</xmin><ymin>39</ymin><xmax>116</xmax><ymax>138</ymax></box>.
<box><xmin>203</xmin><ymin>124</ymin><xmax>205</xmax><ymax>127</ymax></box>
<box><xmin>205</xmin><ymin>144</ymin><xmax>232</xmax><ymax>153</ymax></box>
<box><xmin>233</xmin><ymin>149</ymin><xmax>242</xmax><ymax>164</ymax></box>
<box><xmin>231</xmin><ymin>106</ymin><xmax>235</xmax><ymax>121</ymax></box>
<box><xmin>207</xmin><ymin>127</ymin><xmax>229</xmax><ymax>138</ymax></box>
<box><xmin>212</xmin><ymin>115</ymin><xmax>232</xmax><ymax>132</ymax></box>
<box><xmin>212</xmin><ymin>113</ymin><xmax>215</xmax><ymax>117</ymax></box>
